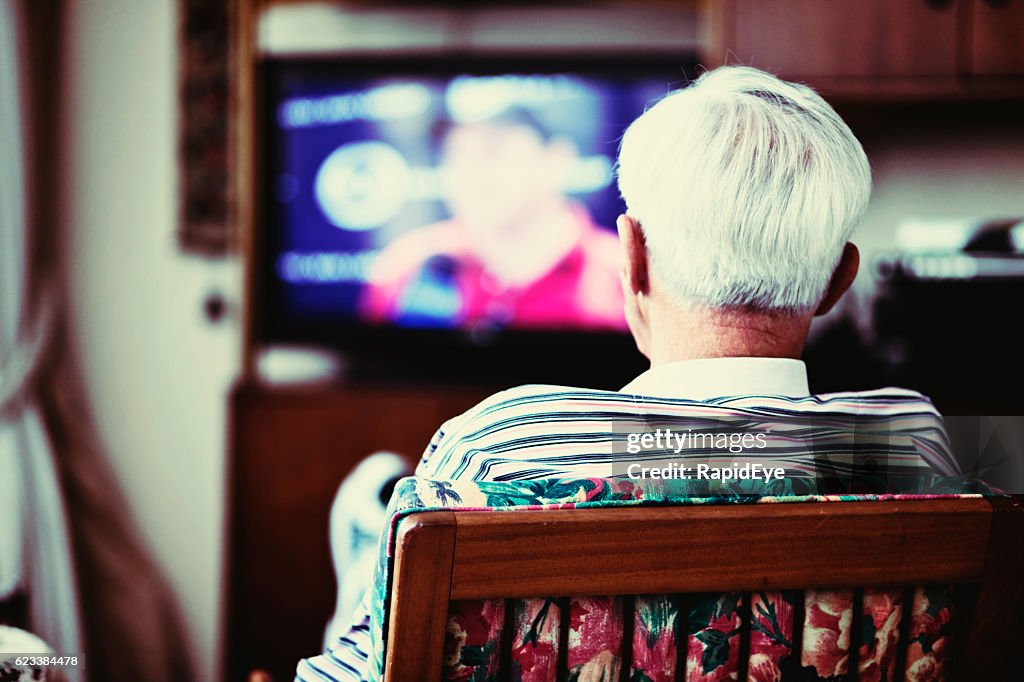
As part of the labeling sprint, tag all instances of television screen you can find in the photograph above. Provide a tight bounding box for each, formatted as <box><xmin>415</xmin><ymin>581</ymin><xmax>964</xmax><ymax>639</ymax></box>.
<box><xmin>260</xmin><ymin>58</ymin><xmax>691</xmax><ymax>345</ymax></box>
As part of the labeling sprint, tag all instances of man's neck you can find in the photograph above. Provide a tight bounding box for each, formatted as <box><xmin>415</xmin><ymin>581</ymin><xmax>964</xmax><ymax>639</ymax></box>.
<box><xmin>645</xmin><ymin>301</ymin><xmax>812</xmax><ymax>366</ymax></box>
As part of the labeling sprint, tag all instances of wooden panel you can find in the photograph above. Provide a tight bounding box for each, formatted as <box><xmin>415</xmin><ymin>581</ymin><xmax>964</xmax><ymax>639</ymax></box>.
<box><xmin>226</xmin><ymin>383</ymin><xmax>488</xmax><ymax>682</ymax></box>
<box><xmin>725</xmin><ymin>0</ymin><xmax>959</xmax><ymax>78</ymax></box>
<box><xmin>449</xmin><ymin>500</ymin><xmax>993</xmax><ymax>599</ymax></box>
<box><xmin>385</xmin><ymin>512</ymin><xmax>457</xmax><ymax>681</ymax></box>
<box><xmin>699</xmin><ymin>0</ymin><xmax>735</xmax><ymax>68</ymax></box>
<box><xmin>969</xmin><ymin>0</ymin><xmax>1024</xmax><ymax>75</ymax></box>
<box><xmin>237</xmin><ymin>0</ymin><xmax>260</xmax><ymax>380</ymax></box>
<box><xmin>958</xmin><ymin>495</ymin><xmax>1024</xmax><ymax>677</ymax></box>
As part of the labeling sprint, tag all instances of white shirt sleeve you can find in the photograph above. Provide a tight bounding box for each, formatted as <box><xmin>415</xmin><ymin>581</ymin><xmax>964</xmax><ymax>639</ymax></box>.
<box><xmin>295</xmin><ymin>591</ymin><xmax>373</xmax><ymax>682</ymax></box>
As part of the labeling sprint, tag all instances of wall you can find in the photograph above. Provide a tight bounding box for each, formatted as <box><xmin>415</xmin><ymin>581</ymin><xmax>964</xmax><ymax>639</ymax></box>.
<box><xmin>62</xmin><ymin>0</ymin><xmax>238</xmax><ymax>680</ymax></box>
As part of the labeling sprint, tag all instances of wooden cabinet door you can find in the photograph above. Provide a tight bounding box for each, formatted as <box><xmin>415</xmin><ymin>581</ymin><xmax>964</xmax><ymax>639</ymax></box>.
<box><xmin>968</xmin><ymin>0</ymin><xmax>1024</xmax><ymax>75</ymax></box>
<box><xmin>226</xmin><ymin>383</ymin><xmax>492</xmax><ymax>682</ymax></box>
<box><xmin>716</xmin><ymin>0</ymin><xmax>960</xmax><ymax>78</ymax></box>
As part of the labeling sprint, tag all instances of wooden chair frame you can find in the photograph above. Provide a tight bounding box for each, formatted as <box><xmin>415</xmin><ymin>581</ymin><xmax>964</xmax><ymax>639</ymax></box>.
<box><xmin>384</xmin><ymin>496</ymin><xmax>1024</xmax><ymax>681</ymax></box>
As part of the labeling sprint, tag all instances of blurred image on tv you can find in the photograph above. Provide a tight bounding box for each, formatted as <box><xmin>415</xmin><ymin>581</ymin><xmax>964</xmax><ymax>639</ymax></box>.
<box><xmin>265</xmin><ymin>66</ymin><xmax>677</xmax><ymax>337</ymax></box>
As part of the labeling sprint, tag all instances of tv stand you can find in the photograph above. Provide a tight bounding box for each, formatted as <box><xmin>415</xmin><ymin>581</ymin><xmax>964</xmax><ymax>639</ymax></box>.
<box><xmin>225</xmin><ymin>379</ymin><xmax>493</xmax><ymax>682</ymax></box>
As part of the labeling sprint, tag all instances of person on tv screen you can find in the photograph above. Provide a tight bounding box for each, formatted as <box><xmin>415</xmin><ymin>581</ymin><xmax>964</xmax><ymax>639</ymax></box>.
<box><xmin>359</xmin><ymin>107</ymin><xmax>626</xmax><ymax>330</ymax></box>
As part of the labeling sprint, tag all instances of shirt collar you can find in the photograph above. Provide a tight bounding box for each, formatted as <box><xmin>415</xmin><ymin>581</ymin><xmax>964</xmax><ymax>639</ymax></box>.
<box><xmin>620</xmin><ymin>357</ymin><xmax>810</xmax><ymax>400</ymax></box>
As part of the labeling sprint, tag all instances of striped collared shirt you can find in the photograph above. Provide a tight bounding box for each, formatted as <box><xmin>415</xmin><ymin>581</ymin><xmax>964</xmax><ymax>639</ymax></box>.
<box><xmin>296</xmin><ymin>360</ymin><xmax>956</xmax><ymax>681</ymax></box>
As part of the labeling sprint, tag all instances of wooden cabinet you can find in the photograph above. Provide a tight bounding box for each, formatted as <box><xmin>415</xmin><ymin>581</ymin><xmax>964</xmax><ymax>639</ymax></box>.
<box><xmin>968</xmin><ymin>0</ymin><xmax>1024</xmax><ymax>76</ymax></box>
<box><xmin>720</xmin><ymin>0</ymin><xmax>959</xmax><ymax>79</ymax></box>
<box><xmin>703</xmin><ymin>0</ymin><xmax>1024</xmax><ymax>98</ymax></box>
<box><xmin>225</xmin><ymin>382</ymin><xmax>492</xmax><ymax>682</ymax></box>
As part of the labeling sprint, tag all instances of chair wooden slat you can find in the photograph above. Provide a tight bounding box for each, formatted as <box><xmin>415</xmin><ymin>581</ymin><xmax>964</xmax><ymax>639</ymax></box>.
<box><xmin>449</xmin><ymin>500</ymin><xmax>992</xmax><ymax>598</ymax></box>
<box><xmin>384</xmin><ymin>497</ymin><xmax>1024</xmax><ymax>681</ymax></box>
<box><xmin>383</xmin><ymin>511</ymin><xmax>456</xmax><ymax>682</ymax></box>
<box><xmin>956</xmin><ymin>496</ymin><xmax>1024</xmax><ymax>678</ymax></box>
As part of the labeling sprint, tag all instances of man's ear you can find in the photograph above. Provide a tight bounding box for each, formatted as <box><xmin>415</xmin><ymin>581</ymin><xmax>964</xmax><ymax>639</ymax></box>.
<box><xmin>815</xmin><ymin>242</ymin><xmax>860</xmax><ymax>316</ymax></box>
<box><xmin>616</xmin><ymin>214</ymin><xmax>649</xmax><ymax>296</ymax></box>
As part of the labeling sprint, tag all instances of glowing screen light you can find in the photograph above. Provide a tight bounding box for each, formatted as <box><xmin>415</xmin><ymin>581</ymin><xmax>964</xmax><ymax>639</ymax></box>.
<box><xmin>314</xmin><ymin>140</ymin><xmax>412</xmax><ymax>231</ymax></box>
<box><xmin>279</xmin><ymin>82</ymin><xmax>431</xmax><ymax>129</ymax></box>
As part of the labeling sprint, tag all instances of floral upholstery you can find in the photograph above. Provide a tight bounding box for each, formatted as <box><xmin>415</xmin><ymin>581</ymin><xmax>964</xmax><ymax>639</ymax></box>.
<box><xmin>632</xmin><ymin>595</ymin><xmax>680</xmax><ymax>681</ymax></box>
<box><xmin>510</xmin><ymin>598</ymin><xmax>560</xmax><ymax>681</ymax></box>
<box><xmin>370</xmin><ymin>476</ymin><xmax>995</xmax><ymax>682</ymax></box>
<box><xmin>748</xmin><ymin>591</ymin><xmax>797</xmax><ymax>679</ymax></box>
<box><xmin>859</xmin><ymin>588</ymin><xmax>902</xmax><ymax>681</ymax></box>
<box><xmin>906</xmin><ymin>586</ymin><xmax>956</xmax><ymax>681</ymax></box>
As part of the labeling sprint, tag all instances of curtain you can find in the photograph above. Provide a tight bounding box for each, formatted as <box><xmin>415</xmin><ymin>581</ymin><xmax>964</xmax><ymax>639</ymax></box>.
<box><xmin>0</xmin><ymin>0</ymin><xmax>84</xmax><ymax>676</ymax></box>
<box><xmin>1</xmin><ymin>1</ymin><xmax>195</xmax><ymax>680</ymax></box>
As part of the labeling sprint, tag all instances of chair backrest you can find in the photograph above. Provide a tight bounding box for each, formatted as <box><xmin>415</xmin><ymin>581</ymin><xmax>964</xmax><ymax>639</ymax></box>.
<box><xmin>383</xmin><ymin>496</ymin><xmax>1024</xmax><ymax>681</ymax></box>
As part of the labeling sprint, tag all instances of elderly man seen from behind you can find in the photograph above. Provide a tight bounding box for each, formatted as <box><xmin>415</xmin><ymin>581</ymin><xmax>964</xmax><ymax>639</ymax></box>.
<box><xmin>297</xmin><ymin>65</ymin><xmax>958</xmax><ymax>682</ymax></box>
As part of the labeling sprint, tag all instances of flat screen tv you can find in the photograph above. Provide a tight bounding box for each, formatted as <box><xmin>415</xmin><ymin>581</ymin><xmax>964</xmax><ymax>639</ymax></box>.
<box><xmin>259</xmin><ymin>56</ymin><xmax>696</xmax><ymax>383</ymax></box>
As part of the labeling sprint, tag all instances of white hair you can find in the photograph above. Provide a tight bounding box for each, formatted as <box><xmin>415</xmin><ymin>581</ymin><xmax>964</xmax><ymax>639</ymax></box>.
<box><xmin>616</xmin><ymin>66</ymin><xmax>871</xmax><ymax>313</ymax></box>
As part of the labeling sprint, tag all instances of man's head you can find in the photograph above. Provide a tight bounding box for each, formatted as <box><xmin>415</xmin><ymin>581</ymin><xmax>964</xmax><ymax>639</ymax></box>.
<box><xmin>438</xmin><ymin>107</ymin><xmax>580</xmax><ymax>286</ymax></box>
<box><xmin>615</xmin><ymin>66</ymin><xmax>869</xmax><ymax>361</ymax></box>
<box><xmin>440</xmin><ymin>108</ymin><xmax>573</xmax><ymax>238</ymax></box>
